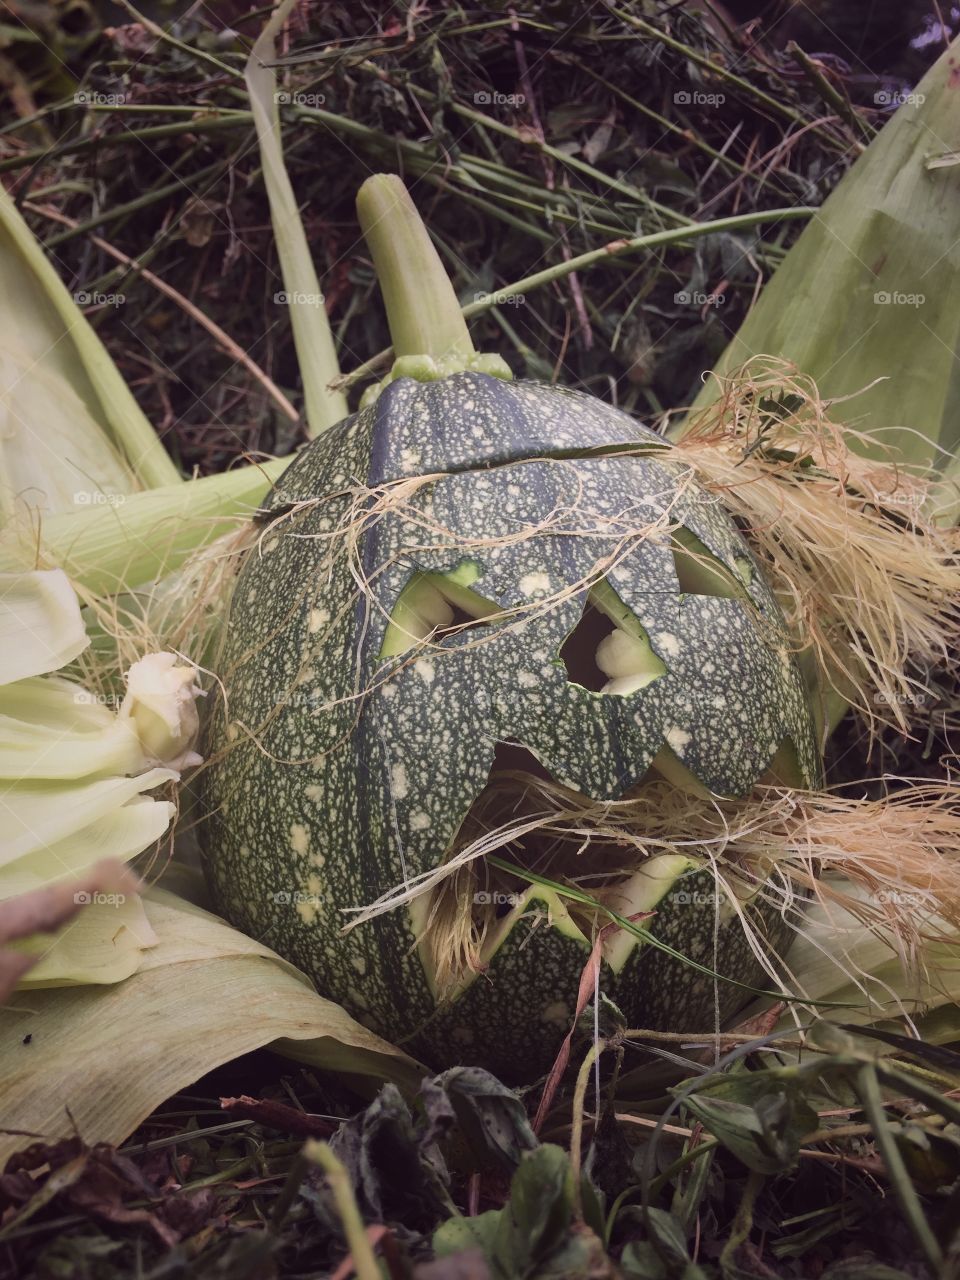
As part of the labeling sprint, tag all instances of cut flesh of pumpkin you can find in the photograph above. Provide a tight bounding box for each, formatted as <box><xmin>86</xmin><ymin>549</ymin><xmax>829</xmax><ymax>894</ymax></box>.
<box><xmin>409</xmin><ymin>882</ymin><xmax>591</xmax><ymax>1001</ymax></box>
<box><xmin>380</xmin><ymin>561</ymin><xmax>502</xmax><ymax>658</ymax></box>
<box><xmin>569</xmin><ymin>578</ymin><xmax>667</xmax><ymax>696</ymax></box>
<box><xmin>670</xmin><ymin>527</ymin><xmax>752</xmax><ymax>599</ymax></box>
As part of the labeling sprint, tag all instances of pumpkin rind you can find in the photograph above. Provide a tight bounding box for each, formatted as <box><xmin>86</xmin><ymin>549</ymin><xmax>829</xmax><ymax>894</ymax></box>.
<box><xmin>200</xmin><ymin>371</ymin><xmax>818</xmax><ymax>1078</ymax></box>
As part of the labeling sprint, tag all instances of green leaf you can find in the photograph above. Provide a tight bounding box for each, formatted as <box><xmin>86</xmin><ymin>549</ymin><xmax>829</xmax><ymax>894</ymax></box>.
<box><xmin>434</xmin><ymin>1213</ymin><xmax>501</xmax><ymax>1262</ymax></box>
<box><xmin>678</xmin><ymin>1076</ymin><xmax>818</xmax><ymax>1175</ymax></box>
<box><xmin>495</xmin><ymin>1144</ymin><xmax>572</xmax><ymax>1270</ymax></box>
<box><xmin>682</xmin><ymin>35</ymin><xmax>960</xmax><ymax>472</ymax></box>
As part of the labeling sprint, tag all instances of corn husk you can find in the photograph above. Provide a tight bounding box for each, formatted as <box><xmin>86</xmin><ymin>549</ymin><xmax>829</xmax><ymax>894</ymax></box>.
<box><xmin>0</xmin><ymin>861</ymin><xmax>147</xmax><ymax>1000</ymax></box>
<box><xmin>0</xmin><ymin>182</ymin><xmax>179</xmax><ymax>516</ymax></box>
<box><xmin>0</xmin><ymin>887</ymin><xmax>422</xmax><ymax>1165</ymax></box>
<box><xmin>0</xmin><ymin>570</ymin><xmax>193</xmax><ymax>982</ymax></box>
<box><xmin>681</xmin><ymin>35</ymin><xmax>960</xmax><ymax>472</ymax></box>
<box><xmin>0</xmin><ymin>459</ymin><xmax>286</xmax><ymax>594</ymax></box>
<box><xmin>737</xmin><ymin>881</ymin><xmax>960</xmax><ymax>1046</ymax></box>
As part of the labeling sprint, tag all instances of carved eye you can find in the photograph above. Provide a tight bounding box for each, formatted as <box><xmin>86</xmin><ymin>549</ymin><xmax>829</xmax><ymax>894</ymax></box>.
<box><xmin>380</xmin><ymin>561</ymin><xmax>502</xmax><ymax>659</ymax></box>
<box><xmin>560</xmin><ymin>581</ymin><xmax>665</xmax><ymax>696</ymax></box>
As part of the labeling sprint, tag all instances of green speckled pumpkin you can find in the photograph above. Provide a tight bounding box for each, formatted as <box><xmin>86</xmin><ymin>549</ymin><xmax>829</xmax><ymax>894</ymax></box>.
<box><xmin>198</xmin><ymin>176</ymin><xmax>821</xmax><ymax>1081</ymax></box>
<box><xmin>199</xmin><ymin>369</ymin><xmax>820</xmax><ymax>1079</ymax></box>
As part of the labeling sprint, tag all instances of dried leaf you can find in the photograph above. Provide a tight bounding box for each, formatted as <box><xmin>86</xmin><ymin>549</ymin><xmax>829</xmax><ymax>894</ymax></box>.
<box><xmin>0</xmin><ymin>888</ymin><xmax>422</xmax><ymax>1165</ymax></box>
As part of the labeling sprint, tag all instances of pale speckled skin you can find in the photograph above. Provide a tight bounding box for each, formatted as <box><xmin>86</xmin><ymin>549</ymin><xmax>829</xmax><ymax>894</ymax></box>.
<box><xmin>199</xmin><ymin>373</ymin><xmax>819</xmax><ymax>1080</ymax></box>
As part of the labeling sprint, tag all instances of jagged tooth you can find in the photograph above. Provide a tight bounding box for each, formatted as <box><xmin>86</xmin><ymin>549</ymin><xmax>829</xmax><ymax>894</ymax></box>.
<box><xmin>600</xmin><ymin>854</ymin><xmax>699</xmax><ymax>973</ymax></box>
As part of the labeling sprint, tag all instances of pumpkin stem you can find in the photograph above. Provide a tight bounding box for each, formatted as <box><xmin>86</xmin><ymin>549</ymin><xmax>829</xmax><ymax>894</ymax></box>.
<box><xmin>356</xmin><ymin>175</ymin><xmax>511</xmax><ymax>402</ymax></box>
<box><xmin>357</xmin><ymin>174</ymin><xmax>474</xmax><ymax>363</ymax></box>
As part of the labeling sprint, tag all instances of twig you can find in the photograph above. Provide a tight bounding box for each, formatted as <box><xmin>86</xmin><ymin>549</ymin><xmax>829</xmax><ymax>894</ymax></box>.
<box><xmin>25</xmin><ymin>201</ymin><xmax>300</xmax><ymax>423</ymax></box>
<box><xmin>113</xmin><ymin>0</ymin><xmax>242</xmax><ymax>79</ymax></box>
<box><xmin>607</xmin><ymin>5</ymin><xmax>849</xmax><ymax>148</ymax></box>
<box><xmin>787</xmin><ymin>43</ymin><xmax>873</xmax><ymax>141</ymax></box>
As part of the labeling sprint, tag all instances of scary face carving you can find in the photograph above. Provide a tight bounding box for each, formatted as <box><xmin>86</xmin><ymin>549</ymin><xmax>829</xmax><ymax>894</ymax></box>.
<box><xmin>201</xmin><ymin>372</ymin><xmax>819</xmax><ymax>1080</ymax></box>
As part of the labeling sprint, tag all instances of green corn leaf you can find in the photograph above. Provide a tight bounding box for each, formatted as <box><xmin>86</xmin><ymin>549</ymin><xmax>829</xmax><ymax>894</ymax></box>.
<box><xmin>681</xmin><ymin>35</ymin><xmax>960</xmax><ymax>473</ymax></box>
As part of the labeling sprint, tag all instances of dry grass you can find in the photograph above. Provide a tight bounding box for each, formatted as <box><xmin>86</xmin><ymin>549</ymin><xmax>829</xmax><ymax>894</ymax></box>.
<box><xmin>346</xmin><ymin>764</ymin><xmax>960</xmax><ymax>1004</ymax></box>
<box><xmin>675</xmin><ymin>359</ymin><xmax>960</xmax><ymax>743</ymax></box>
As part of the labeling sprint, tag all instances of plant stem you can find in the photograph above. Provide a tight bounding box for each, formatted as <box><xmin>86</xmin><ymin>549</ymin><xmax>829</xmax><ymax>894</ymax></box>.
<box><xmin>43</xmin><ymin>159</ymin><xmax>226</xmax><ymax>248</ymax></box>
<box><xmin>114</xmin><ymin>0</ymin><xmax>242</xmax><ymax>79</ymax></box>
<box><xmin>569</xmin><ymin>1039</ymin><xmax>606</xmax><ymax>1221</ymax></box>
<box><xmin>465</xmin><ymin>207</ymin><xmax>813</xmax><ymax>316</ymax></box>
<box><xmin>336</xmin><ymin>205</ymin><xmax>815</xmax><ymax>389</ymax></box>
<box><xmin>0</xmin><ymin>115</ymin><xmax>252</xmax><ymax>174</ymax></box>
<box><xmin>718</xmin><ymin>1168</ymin><xmax>765</xmax><ymax>1271</ymax></box>
<box><xmin>245</xmin><ymin>0</ymin><xmax>348</xmax><ymax>434</ymax></box>
<box><xmin>303</xmin><ymin>1141</ymin><xmax>381</xmax><ymax>1280</ymax></box>
<box><xmin>357</xmin><ymin>174</ymin><xmax>475</xmax><ymax>362</ymax></box>
<box><xmin>647</xmin><ymin>1136</ymin><xmax>719</xmax><ymax>1199</ymax></box>
<box><xmin>857</xmin><ymin>1064</ymin><xmax>944</xmax><ymax>1272</ymax></box>
<box><xmin>609</xmin><ymin>6</ymin><xmax>851</xmax><ymax>149</ymax></box>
